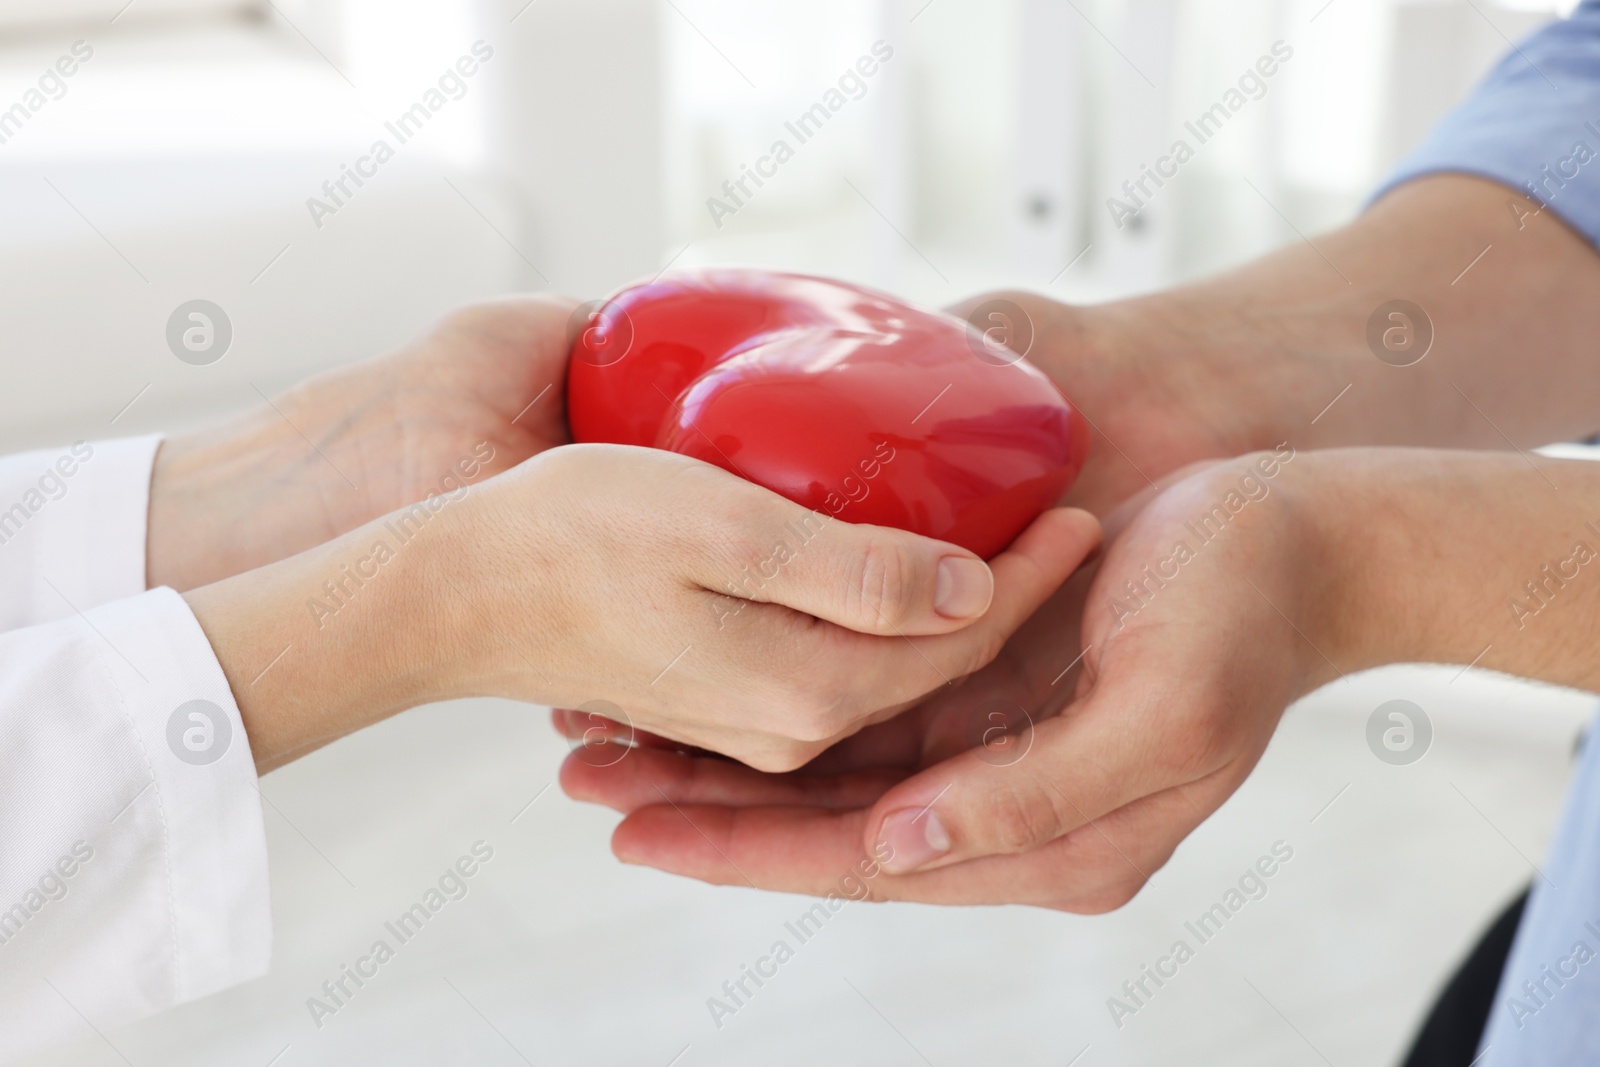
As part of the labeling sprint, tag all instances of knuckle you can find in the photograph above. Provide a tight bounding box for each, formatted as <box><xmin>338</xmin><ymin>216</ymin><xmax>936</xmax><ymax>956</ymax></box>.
<box><xmin>984</xmin><ymin>785</ymin><xmax>1067</xmax><ymax>855</ymax></box>
<box><xmin>849</xmin><ymin>537</ymin><xmax>920</xmax><ymax>631</ymax></box>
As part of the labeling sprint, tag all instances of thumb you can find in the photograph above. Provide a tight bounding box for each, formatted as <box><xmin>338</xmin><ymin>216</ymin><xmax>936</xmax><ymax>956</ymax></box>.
<box><xmin>864</xmin><ymin>725</ymin><xmax>1092</xmax><ymax>875</ymax></box>
<box><xmin>691</xmin><ymin>489</ymin><xmax>1008</xmax><ymax>638</ymax></box>
<box><xmin>861</xmin><ymin>656</ymin><xmax>1203</xmax><ymax>874</ymax></box>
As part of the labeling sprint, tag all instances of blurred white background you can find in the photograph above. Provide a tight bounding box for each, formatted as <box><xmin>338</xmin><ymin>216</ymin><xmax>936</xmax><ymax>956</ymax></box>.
<box><xmin>0</xmin><ymin>0</ymin><xmax>1594</xmax><ymax>1063</ymax></box>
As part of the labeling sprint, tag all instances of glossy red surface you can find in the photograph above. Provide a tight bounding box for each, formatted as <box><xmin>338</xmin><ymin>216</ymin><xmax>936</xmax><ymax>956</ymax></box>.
<box><xmin>566</xmin><ymin>269</ymin><xmax>1090</xmax><ymax>558</ymax></box>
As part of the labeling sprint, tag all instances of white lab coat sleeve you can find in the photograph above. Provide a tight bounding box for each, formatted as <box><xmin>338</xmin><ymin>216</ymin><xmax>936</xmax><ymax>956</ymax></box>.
<box><xmin>0</xmin><ymin>437</ymin><xmax>271</xmax><ymax>1061</ymax></box>
<box><xmin>0</xmin><ymin>435</ymin><xmax>160</xmax><ymax>632</ymax></box>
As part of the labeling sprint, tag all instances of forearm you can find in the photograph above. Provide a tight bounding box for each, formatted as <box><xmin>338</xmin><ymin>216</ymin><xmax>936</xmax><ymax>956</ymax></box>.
<box><xmin>147</xmin><ymin>370</ymin><xmax>397</xmax><ymax>593</ymax></box>
<box><xmin>1068</xmin><ymin>174</ymin><xmax>1600</xmax><ymax>455</ymax></box>
<box><xmin>1301</xmin><ymin>449</ymin><xmax>1600</xmax><ymax>694</ymax></box>
<box><xmin>149</xmin><ymin>410</ymin><xmax>338</xmax><ymax>595</ymax></box>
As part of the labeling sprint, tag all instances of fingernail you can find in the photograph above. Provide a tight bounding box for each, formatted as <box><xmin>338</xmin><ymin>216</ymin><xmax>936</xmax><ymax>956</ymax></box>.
<box><xmin>935</xmin><ymin>557</ymin><xmax>993</xmax><ymax>619</ymax></box>
<box><xmin>877</xmin><ymin>807</ymin><xmax>951</xmax><ymax>873</ymax></box>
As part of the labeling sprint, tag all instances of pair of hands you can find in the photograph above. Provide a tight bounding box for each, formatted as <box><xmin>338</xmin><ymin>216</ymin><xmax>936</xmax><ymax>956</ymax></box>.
<box><xmin>561</xmin><ymin>444</ymin><xmax>1330</xmax><ymax>909</ymax></box>
<box><xmin>159</xmin><ymin>290</ymin><xmax>1325</xmax><ymax>909</ymax></box>
<box><xmin>525</xmin><ymin>281</ymin><xmax>1321</xmax><ymax>910</ymax></box>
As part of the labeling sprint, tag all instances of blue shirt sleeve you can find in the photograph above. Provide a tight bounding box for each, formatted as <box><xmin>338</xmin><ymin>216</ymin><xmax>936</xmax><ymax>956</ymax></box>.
<box><xmin>1373</xmin><ymin>0</ymin><xmax>1600</xmax><ymax>250</ymax></box>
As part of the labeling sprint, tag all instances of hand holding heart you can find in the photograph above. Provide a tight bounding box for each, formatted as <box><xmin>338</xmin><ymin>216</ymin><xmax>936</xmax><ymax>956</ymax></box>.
<box><xmin>559</xmin><ymin>453</ymin><xmax>1327</xmax><ymax>908</ymax></box>
<box><xmin>546</xmin><ymin>271</ymin><xmax>1300</xmax><ymax>906</ymax></box>
<box><xmin>444</xmin><ymin>443</ymin><xmax>1101</xmax><ymax>772</ymax></box>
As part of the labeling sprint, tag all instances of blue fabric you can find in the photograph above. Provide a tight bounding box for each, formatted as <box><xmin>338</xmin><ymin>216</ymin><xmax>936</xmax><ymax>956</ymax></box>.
<box><xmin>1373</xmin><ymin>5</ymin><xmax>1600</xmax><ymax>1062</ymax></box>
<box><xmin>1374</xmin><ymin>0</ymin><xmax>1600</xmax><ymax>251</ymax></box>
<box><xmin>1478</xmin><ymin>718</ymin><xmax>1600</xmax><ymax>1064</ymax></box>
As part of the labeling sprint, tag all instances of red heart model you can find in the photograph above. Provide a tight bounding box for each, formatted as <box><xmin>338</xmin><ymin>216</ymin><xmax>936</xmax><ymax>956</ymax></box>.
<box><xmin>566</xmin><ymin>269</ymin><xmax>1089</xmax><ymax>559</ymax></box>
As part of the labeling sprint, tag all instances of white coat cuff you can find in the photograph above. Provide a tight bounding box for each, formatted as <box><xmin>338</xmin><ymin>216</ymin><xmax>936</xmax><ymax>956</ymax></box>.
<box><xmin>88</xmin><ymin>586</ymin><xmax>272</xmax><ymax>1001</ymax></box>
<box><xmin>0</xmin><ymin>435</ymin><xmax>162</xmax><ymax>630</ymax></box>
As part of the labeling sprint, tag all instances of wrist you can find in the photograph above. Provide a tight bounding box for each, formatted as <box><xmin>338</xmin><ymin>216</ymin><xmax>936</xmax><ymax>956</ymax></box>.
<box><xmin>1075</xmin><ymin>286</ymin><xmax>1356</xmax><ymax>456</ymax></box>
<box><xmin>148</xmin><ymin>414</ymin><xmax>287</xmax><ymax>591</ymax></box>
<box><xmin>1288</xmin><ymin>448</ymin><xmax>1600</xmax><ymax>689</ymax></box>
<box><xmin>181</xmin><ymin>498</ymin><xmax>466</xmax><ymax>772</ymax></box>
<box><xmin>1273</xmin><ymin>452</ymin><xmax>1390</xmax><ymax>690</ymax></box>
<box><xmin>1001</xmin><ymin>287</ymin><xmax>1341</xmax><ymax>506</ymax></box>
<box><xmin>148</xmin><ymin>379</ymin><xmax>373</xmax><ymax>591</ymax></box>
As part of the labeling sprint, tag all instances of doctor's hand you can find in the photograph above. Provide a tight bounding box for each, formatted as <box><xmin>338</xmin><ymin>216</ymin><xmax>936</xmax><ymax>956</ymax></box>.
<box><xmin>183</xmin><ymin>443</ymin><xmax>1101</xmax><ymax>774</ymax></box>
<box><xmin>147</xmin><ymin>294</ymin><xmax>578</xmax><ymax>591</ymax></box>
